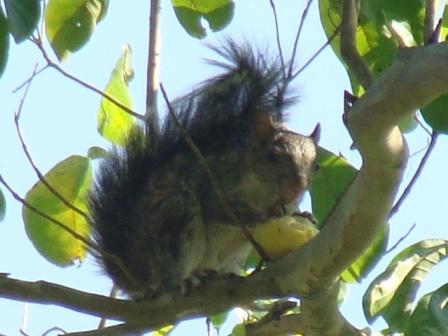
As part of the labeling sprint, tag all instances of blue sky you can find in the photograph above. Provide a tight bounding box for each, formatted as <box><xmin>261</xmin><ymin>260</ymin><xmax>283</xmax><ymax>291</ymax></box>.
<box><xmin>0</xmin><ymin>1</ymin><xmax>447</xmax><ymax>335</ymax></box>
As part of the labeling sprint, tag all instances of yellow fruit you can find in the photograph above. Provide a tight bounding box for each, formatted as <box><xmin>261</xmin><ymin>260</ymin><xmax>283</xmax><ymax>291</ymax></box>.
<box><xmin>251</xmin><ymin>216</ymin><xmax>319</xmax><ymax>259</ymax></box>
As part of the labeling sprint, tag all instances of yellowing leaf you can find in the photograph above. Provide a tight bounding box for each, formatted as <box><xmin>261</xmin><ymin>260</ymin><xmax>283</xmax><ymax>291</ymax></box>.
<box><xmin>23</xmin><ymin>155</ymin><xmax>92</xmax><ymax>266</ymax></box>
<box><xmin>97</xmin><ymin>44</ymin><xmax>135</xmax><ymax>145</ymax></box>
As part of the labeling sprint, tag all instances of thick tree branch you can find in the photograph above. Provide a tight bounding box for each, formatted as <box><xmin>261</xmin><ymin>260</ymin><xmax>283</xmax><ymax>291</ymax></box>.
<box><xmin>245</xmin><ymin>285</ymin><xmax>364</xmax><ymax>336</ymax></box>
<box><xmin>269</xmin><ymin>42</ymin><xmax>448</xmax><ymax>334</ymax></box>
<box><xmin>300</xmin><ymin>286</ymin><xmax>364</xmax><ymax>336</ymax></box>
<box><xmin>300</xmin><ymin>43</ymin><xmax>448</xmax><ymax>288</ymax></box>
<box><xmin>0</xmin><ymin>271</ymin><xmax>311</xmax><ymax>330</ymax></box>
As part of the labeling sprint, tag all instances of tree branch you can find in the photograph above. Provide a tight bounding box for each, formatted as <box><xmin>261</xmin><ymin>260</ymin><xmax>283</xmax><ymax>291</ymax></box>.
<box><xmin>0</xmin><ymin>270</ymin><xmax>311</xmax><ymax>332</ymax></box>
<box><xmin>288</xmin><ymin>0</ymin><xmax>313</xmax><ymax>78</ymax></box>
<box><xmin>269</xmin><ymin>0</ymin><xmax>286</xmax><ymax>78</ymax></box>
<box><xmin>146</xmin><ymin>0</ymin><xmax>162</xmax><ymax>135</ymax></box>
<box><xmin>340</xmin><ymin>0</ymin><xmax>373</xmax><ymax>89</ymax></box>
<box><xmin>292</xmin><ymin>24</ymin><xmax>340</xmax><ymax>80</ymax></box>
<box><xmin>424</xmin><ymin>0</ymin><xmax>437</xmax><ymax>44</ymax></box>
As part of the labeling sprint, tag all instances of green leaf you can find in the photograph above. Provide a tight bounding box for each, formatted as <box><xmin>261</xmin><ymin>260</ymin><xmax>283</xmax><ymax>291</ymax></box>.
<box><xmin>45</xmin><ymin>0</ymin><xmax>108</xmax><ymax>61</ymax></box>
<box><xmin>363</xmin><ymin>240</ymin><xmax>448</xmax><ymax>330</ymax></box>
<box><xmin>319</xmin><ymin>0</ymin><xmax>414</xmax><ymax>94</ymax></box>
<box><xmin>4</xmin><ymin>0</ymin><xmax>41</xmax><ymax>43</ymax></box>
<box><xmin>310</xmin><ymin>147</ymin><xmax>357</xmax><ymax>226</ymax></box>
<box><xmin>405</xmin><ymin>283</ymin><xmax>448</xmax><ymax>336</ymax></box>
<box><xmin>380</xmin><ymin>0</ymin><xmax>425</xmax><ymax>45</ymax></box>
<box><xmin>0</xmin><ymin>187</ymin><xmax>6</xmax><ymax>222</ymax></box>
<box><xmin>341</xmin><ymin>225</ymin><xmax>389</xmax><ymax>283</ymax></box>
<box><xmin>87</xmin><ymin>146</ymin><xmax>108</xmax><ymax>160</ymax></box>
<box><xmin>97</xmin><ymin>44</ymin><xmax>135</xmax><ymax>145</ymax></box>
<box><xmin>421</xmin><ymin>95</ymin><xmax>448</xmax><ymax>134</ymax></box>
<box><xmin>23</xmin><ymin>155</ymin><xmax>92</xmax><ymax>266</ymax></box>
<box><xmin>231</xmin><ymin>323</ymin><xmax>247</xmax><ymax>336</ymax></box>
<box><xmin>208</xmin><ymin>311</ymin><xmax>229</xmax><ymax>332</ymax></box>
<box><xmin>171</xmin><ymin>0</ymin><xmax>234</xmax><ymax>38</ymax></box>
<box><xmin>360</xmin><ymin>0</ymin><xmax>424</xmax><ymax>45</ymax></box>
<box><xmin>0</xmin><ymin>8</ymin><xmax>9</xmax><ymax>77</ymax></box>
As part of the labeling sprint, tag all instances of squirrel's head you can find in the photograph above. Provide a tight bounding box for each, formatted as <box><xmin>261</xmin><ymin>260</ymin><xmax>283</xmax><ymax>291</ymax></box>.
<box><xmin>247</xmin><ymin>113</ymin><xmax>320</xmax><ymax>211</ymax></box>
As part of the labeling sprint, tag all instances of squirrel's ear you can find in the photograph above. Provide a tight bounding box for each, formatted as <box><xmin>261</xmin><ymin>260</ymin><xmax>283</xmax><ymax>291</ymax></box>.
<box><xmin>309</xmin><ymin>123</ymin><xmax>321</xmax><ymax>143</ymax></box>
<box><xmin>255</xmin><ymin>113</ymin><xmax>275</xmax><ymax>140</ymax></box>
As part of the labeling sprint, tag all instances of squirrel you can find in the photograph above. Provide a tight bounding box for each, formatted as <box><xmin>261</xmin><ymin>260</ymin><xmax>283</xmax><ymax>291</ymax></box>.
<box><xmin>88</xmin><ymin>40</ymin><xmax>320</xmax><ymax>298</ymax></box>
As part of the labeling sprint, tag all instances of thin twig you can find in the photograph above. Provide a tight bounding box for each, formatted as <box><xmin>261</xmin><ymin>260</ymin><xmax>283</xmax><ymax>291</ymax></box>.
<box><xmin>146</xmin><ymin>0</ymin><xmax>162</xmax><ymax>136</ymax></box>
<box><xmin>389</xmin><ymin>131</ymin><xmax>439</xmax><ymax>218</ymax></box>
<box><xmin>288</xmin><ymin>0</ymin><xmax>313</xmax><ymax>78</ymax></box>
<box><xmin>31</xmin><ymin>37</ymin><xmax>144</xmax><ymax>120</ymax></box>
<box><xmin>160</xmin><ymin>84</ymin><xmax>270</xmax><ymax>262</ymax></box>
<box><xmin>292</xmin><ymin>24</ymin><xmax>341</xmax><ymax>79</ymax></box>
<box><xmin>13</xmin><ymin>66</ymin><xmax>91</xmax><ymax>222</ymax></box>
<box><xmin>13</xmin><ymin>65</ymin><xmax>48</xmax><ymax>93</ymax></box>
<box><xmin>340</xmin><ymin>0</ymin><xmax>373</xmax><ymax>89</ymax></box>
<box><xmin>42</xmin><ymin>327</ymin><xmax>68</xmax><ymax>336</ymax></box>
<box><xmin>97</xmin><ymin>285</ymin><xmax>119</xmax><ymax>329</ymax></box>
<box><xmin>14</xmin><ymin>64</ymin><xmax>38</xmax><ymax>120</ymax></box>
<box><xmin>415</xmin><ymin>113</ymin><xmax>433</xmax><ymax>136</ymax></box>
<box><xmin>385</xmin><ymin>223</ymin><xmax>416</xmax><ymax>254</ymax></box>
<box><xmin>424</xmin><ymin>0</ymin><xmax>437</xmax><ymax>44</ymax></box>
<box><xmin>409</xmin><ymin>138</ymin><xmax>431</xmax><ymax>159</ymax></box>
<box><xmin>269</xmin><ymin>0</ymin><xmax>286</xmax><ymax>78</ymax></box>
<box><xmin>14</xmin><ymin>116</ymin><xmax>90</xmax><ymax>221</ymax></box>
<box><xmin>20</xmin><ymin>302</ymin><xmax>28</xmax><ymax>336</ymax></box>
